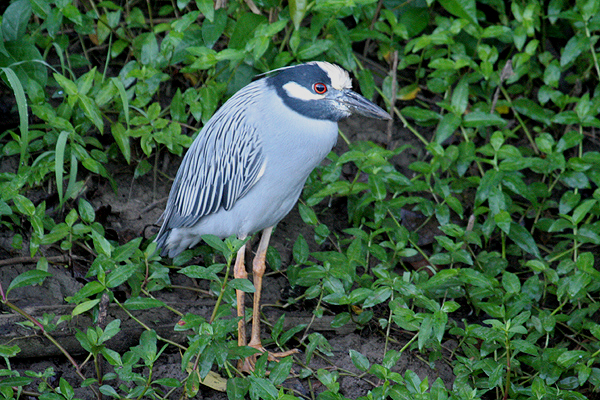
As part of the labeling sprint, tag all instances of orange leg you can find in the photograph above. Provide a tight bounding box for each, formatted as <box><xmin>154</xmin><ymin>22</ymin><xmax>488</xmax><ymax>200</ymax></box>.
<box><xmin>238</xmin><ymin>227</ymin><xmax>298</xmax><ymax>373</ymax></box>
<box><xmin>248</xmin><ymin>226</ymin><xmax>273</xmax><ymax>349</ymax></box>
<box><xmin>233</xmin><ymin>242</ymin><xmax>248</xmax><ymax>348</ymax></box>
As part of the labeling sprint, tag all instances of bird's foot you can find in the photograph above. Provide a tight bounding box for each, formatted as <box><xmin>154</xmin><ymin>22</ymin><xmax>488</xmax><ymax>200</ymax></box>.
<box><xmin>238</xmin><ymin>344</ymin><xmax>299</xmax><ymax>373</ymax></box>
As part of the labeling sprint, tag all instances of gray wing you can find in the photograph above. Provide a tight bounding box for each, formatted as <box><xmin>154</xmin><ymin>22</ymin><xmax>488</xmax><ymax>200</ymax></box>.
<box><xmin>155</xmin><ymin>109</ymin><xmax>265</xmax><ymax>244</ymax></box>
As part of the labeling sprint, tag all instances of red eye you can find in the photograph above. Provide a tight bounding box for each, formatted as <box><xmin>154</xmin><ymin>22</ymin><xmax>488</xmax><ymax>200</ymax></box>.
<box><xmin>313</xmin><ymin>83</ymin><xmax>327</xmax><ymax>94</ymax></box>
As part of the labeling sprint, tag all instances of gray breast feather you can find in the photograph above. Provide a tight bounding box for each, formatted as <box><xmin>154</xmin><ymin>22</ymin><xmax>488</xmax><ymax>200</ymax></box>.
<box><xmin>155</xmin><ymin>84</ymin><xmax>266</xmax><ymax>245</ymax></box>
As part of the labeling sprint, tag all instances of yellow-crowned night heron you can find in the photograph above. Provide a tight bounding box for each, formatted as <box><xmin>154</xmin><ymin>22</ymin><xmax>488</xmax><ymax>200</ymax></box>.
<box><xmin>155</xmin><ymin>61</ymin><xmax>391</xmax><ymax>371</ymax></box>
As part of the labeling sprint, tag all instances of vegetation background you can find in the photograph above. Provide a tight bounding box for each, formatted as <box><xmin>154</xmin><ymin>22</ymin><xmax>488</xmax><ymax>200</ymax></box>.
<box><xmin>0</xmin><ymin>0</ymin><xmax>600</xmax><ymax>399</ymax></box>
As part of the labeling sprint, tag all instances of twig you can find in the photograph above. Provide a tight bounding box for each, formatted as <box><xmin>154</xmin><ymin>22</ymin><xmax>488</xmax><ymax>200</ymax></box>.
<box><xmin>139</xmin><ymin>196</ymin><xmax>168</xmax><ymax>217</ymax></box>
<box><xmin>0</xmin><ymin>255</ymin><xmax>70</xmax><ymax>268</ymax></box>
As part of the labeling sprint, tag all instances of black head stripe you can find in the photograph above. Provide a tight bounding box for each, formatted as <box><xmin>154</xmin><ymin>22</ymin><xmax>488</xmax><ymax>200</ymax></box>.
<box><xmin>266</xmin><ymin>63</ymin><xmax>342</xmax><ymax>121</ymax></box>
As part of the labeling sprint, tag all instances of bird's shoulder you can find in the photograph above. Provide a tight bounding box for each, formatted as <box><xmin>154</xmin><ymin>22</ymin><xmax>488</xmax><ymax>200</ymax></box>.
<box><xmin>159</xmin><ymin>82</ymin><xmax>269</xmax><ymax>229</ymax></box>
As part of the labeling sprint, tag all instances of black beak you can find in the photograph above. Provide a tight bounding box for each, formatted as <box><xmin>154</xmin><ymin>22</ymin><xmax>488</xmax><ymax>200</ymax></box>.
<box><xmin>342</xmin><ymin>90</ymin><xmax>391</xmax><ymax>120</ymax></box>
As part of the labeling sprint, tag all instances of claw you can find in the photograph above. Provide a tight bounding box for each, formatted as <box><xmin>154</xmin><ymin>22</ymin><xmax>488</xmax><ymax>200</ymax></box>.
<box><xmin>238</xmin><ymin>345</ymin><xmax>299</xmax><ymax>373</ymax></box>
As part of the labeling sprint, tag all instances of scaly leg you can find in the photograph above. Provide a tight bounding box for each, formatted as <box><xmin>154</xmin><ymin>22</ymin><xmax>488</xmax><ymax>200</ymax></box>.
<box><xmin>239</xmin><ymin>227</ymin><xmax>298</xmax><ymax>373</ymax></box>
<box><xmin>233</xmin><ymin>241</ymin><xmax>248</xmax><ymax>350</ymax></box>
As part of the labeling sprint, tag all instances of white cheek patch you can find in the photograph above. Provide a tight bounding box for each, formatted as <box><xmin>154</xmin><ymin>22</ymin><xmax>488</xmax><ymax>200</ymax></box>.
<box><xmin>283</xmin><ymin>81</ymin><xmax>324</xmax><ymax>101</ymax></box>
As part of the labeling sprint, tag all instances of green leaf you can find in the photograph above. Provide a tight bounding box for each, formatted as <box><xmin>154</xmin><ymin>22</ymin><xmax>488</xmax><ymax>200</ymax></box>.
<box><xmin>0</xmin><ymin>376</ymin><xmax>33</xmax><ymax>387</ymax></box>
<box><xmin>2</xmin><ymin>0</ymin><xmax>31</xmax><ymax>41</ymax></box>
<box><xmin>78</xmin><ymin>95</ymin><xmax>104</xmax><ymax>133</ymax></box>
<box><xmin>561</xmin><ymin>171</ymin><xmax>590</xmax><ymax>189</ymax></box>
<box><xmin>123</xmin><ymin>296</ymin><xmax>165</xmax><ymax>310</ymax></box>
<box><xmin>435</xmin><ymin>113</ymin><xmax>461</xmax><ymax>144</ymax></box>
<box><xmin>437</xmin><ymin>0</ymin><xmax>478</xmax><ymax>25</ymax></box>
<box><xmin>13</xmin><ymin>194</ymin><xmax>35</xmax><ymax>216</ymax></box>
<box><xmin>248</xmin><ymin>376</ymin><xmax>278</xmax><ymax>400</ymax></box>
<box><xmin>463</xmin><ymin>111</ymin><xmax>507</xmax><ymax>127</ymax></box>
<box><xmin>72</xmin><ymin>299</ymin><xmax>101</xmax><ymax>316</ymax></box>
<box><xmin>40</xmin><ymin>224</ymin><xmax>69</xmax><ymax>245</ymax></box>
<box><xmin>572</xmin><ymin>199</ymin><xmax>596</xmax><ymax>225</ymax></box>
<box><xmin>99</xmin><ymin>320</ymin><xmax>121</xmax><ymax>343</ymax></box>
<box><xmin>105</xmin><ymin>263</ymin><xmax>137</xmax><ymax>288</ymax></box>
<box><xmin>513</xmin><ymin>98</ymin><xmax>554</xmax><ymax>126</ymax></box>
<box><xmin>196</xmin><ymin>0</ymin><xmax>214</xmax><ymax>21</ymax></box>
<box><xmin>316</xmin><ymin>369</ymin><xmax>339</xmax><ymax>391</ymax></box>
<box><xmin>475</xmin><ymin>169</ymin><xmax>503</xmax><ymax>207</ymax></box>
<box><xmin>418</xmin><ymin>314</ymin><xmax>433</xmax><ymax>350</ymax></box>
<box><xmin>229</xmin><ymin>13</ymin><xmax>267</xmax><ymax>50</ymax></box>
<box><xmin>561</xmin><ymin>34</ymin><xmax>588</xmax><ymax>67</ymax></box>
<box><xmin>494</xmin><ymin>210</ymin><xmax>512</xmax><ymax>234</ymax></box>
<box><xmin>459</xmin><ymin>269</ymin><xmax>497</xmax><ymax>288</ymax></box>
<box><xmin>293</xmin><ymin>234</ymin><xmax>309</xmax><ymax>264</ymax></box>
<box><xmin>357</xmin><ymin>68</ymin><xmax>375</xmax><ymax>100</ymax></box>
<box><xmin>508</xmin><ymin>223</ymin><xmax>540</xmax><ymax>258</ymax></box>
<box><xmin>279</xmin><ymin>324</ymin><xmax>305</xmax><ymax>346</ymax></box>
<box><xmin>137</xmin><ymin>32</ymin><xmax>159</xmax><ymax>65</ymax></box>
<box><xmin>363</xmin><ymin>287</ymin><xmax>392</xmax><ymax>308</ymax></box>
<box><xmin>227</xmin><ymin>278</ymin><xmax>255</xmax><ymax>293</ymax></box>
<box><xmin>290</xmin><ymin>0</ymin><xmax>309</xmax><ymax>30</ymax></box>
<box><xmin>55</xmin><ymin>131</ymin><xmax>69</xmax><ymax>207</ymax></box>
<box><xmin>1</xmin><ymin>66</ymin><xmax>30</xmax><ymax>172</ymax></box>
<box><xmin>76</xmin><ymin>67</ymin><xmax>95</xmax><ymax>95</ymax></box>
<box><xmin>0</xmin><ymin>200</ymin><xmax>12</xmax><ymax>217</ymax></box>
<box><xmin>54</xmin><ymin>73</ymin><xmax>78</xmax><ymax>97</ymax></box>
<box><xmin>297</xmin><ymin>40</ymin><xmax>333</xmax><ymax>60</ymax></box>
<box><xmin>502</xmin><ymin>271</ymin><xmax>521</xmax><ymax>293</ymax></box>
<box><xmin>441</xmin><ymin>300</ymin><xmax>460</xmax><ymax>312</ymax></box>
<box><xmin>298</xmin><ymin>203</ymin><xmax>318</xmax><ymax>225</ymax></box>
<box><xmin>557</xmin><ymin>350</ymin><xmax>588</xmax><ymax>368</ymax></box>
<box><xmin>111</xmin><ymin>76</ymin><xmax>130</xmax><ymax>126</ymax></box>
<box><xmin>556</xmin><ymin>131</ymin><xmax>584</xmax><ymax>152</ymax></box>
<box><xmin>78</xmin><ymin>198</ymin><xmax>95</xmax><ymax>224</ymax></box>
<box><xmin>451</xmin><ymin>77</ymin><xmax>469</xmax><ymax>115</ymax></box>
<box><xmin>0</xmin><ymin>344</ymin><xmax>20</xmax><ymax>358</ymax></box>
<box><xmin>99</xmin><ymin>385</ymin><xmax>121</xmax><ymax>398</ymax></box>
<box><xmin>560</xmin><ymin>191</ymin><xmax>581</xmax><ymax>214</ymax></box>
<box><xmin>91</xmin><ymin>229</ymin><xmax>112</xmax><ymax>257</ymax></box>
<box><xmin>369</xmin><ymin>175</ymin><xmax>387</xmax><ymax>201</ymax></box>
<box><xmin>7</xmin><ymin>270</ymin><xmax>52</xmax><ymax>295</ymax></box>
<box><xmin>202</xmin><ymin>11</ymin><xmax>228</xmax><ymax>48</ymax></box>
<box><xmin>269</xmin><ymin>356</ymin><xmax>293</xmax><ymax>386</ymax></box>
<box><xmin>401</xmin><ymin>106</ymin><xmax>440</xmax><ymax>122</ymax></box>
<box><xmin>70</xmin><ymin>281</ymin><xmax>105</xmax><ymax>303</ymax></box>
<box><xmin>101</xmin><ymin>348</ymin><xmax>122</xmax><ymax>366</ymax></box>
<box><xmin>349</xmin><ymin>349</ymin><xmax>370</xmax><ymax>371</ymax></box>
<box><xmin>59</xmin><ymin>378</ymin><xmax>75</xmax><ymax>400</ymax></box>
<box><xmin>62</xmin><ymin>4</ymin><xmax>82</xmax><ymax>25</ymax></box>
<box><xmin>201</xmin><ymin>234</ymin><xmax>228</xmax><ymax>254</ymax></box>
<box><xmin>178</xmin><ymin>264</ymin><xmax>223</xmax><ymax>280</ymax></box>
<box><xmin>227</xmin><ymin>377</ymin><xmax>249</xmax><ymax>399</ymax></box>
<box><xmin>512</xmin><ymin>339</ymin><xmax>539</xmax><ymax>356</ymax></box>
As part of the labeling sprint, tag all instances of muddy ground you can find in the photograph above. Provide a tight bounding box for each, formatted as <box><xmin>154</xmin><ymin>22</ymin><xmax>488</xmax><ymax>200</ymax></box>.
<box><xmin>0</xmin><ymin>114</ymin><xmax>456</xmax><ymax>399</ymax></box>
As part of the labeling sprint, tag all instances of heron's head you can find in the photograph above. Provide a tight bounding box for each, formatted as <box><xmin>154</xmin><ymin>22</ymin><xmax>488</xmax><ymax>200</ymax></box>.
<box><xmin>267</xmin><ymin>61</ymin><xmax>391</xmax><ymax>122</ymax></box>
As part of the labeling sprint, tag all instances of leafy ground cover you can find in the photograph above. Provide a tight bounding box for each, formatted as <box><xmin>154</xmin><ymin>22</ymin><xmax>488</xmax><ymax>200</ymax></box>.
<box><xmin>1</xmin><ymin>0</ymin><xmax>600</xmax><ymax>399</ymax></box>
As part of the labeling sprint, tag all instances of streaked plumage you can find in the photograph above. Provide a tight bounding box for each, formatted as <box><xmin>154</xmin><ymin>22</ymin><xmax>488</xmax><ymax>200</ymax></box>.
<box><xmin>156</xmin><ymin>62</ymin><xmax>389</xmax><ymax>257</ymax></box>
<box><xmin>155</xmin><ymin>61</ymin><xmax>390</xmax><ymax>372</ymax></box>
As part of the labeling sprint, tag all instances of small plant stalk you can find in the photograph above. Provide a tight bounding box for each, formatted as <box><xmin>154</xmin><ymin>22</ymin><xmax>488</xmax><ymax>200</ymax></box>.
<box><xmin>210</xmin><ymin>256</ymin><xmax>233</xmax><ymax>324</ymax></box>
<box><xmin>503</xmin><ymin>335</ymin><xmax>511</xmax><ymax>400</ymax></box>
